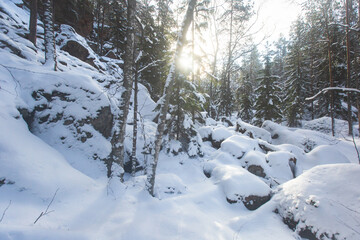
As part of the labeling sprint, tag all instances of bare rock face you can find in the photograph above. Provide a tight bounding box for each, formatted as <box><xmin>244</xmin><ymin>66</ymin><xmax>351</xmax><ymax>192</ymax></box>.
<box><xmin>54</xmin><ymin>0</ymin><xmax>93</xmax><ymax>37</ymax></box>
<box><xmin>247</xmin><ymin>165</ymin><xmax>266</xmax><ymax>178</ymax></box>
<box><xmin>61</xmin><ymin>40</ymin><xmax>95</xmax><ymax>67</ymax></box>
<box><xmin>227</xmin><ymin>194</ymin><xmax>271</xmax><ymax>210</ymax></box>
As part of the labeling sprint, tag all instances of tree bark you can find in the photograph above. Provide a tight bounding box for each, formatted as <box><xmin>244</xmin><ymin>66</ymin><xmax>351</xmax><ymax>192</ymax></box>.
<box><xmin>346</xmin><ymin>0</ymin><xmax>353</xmax><ymax>135</ymax></box>
<box><xmin>131</xmin><ymin>58</ymin><xmax>138</xmax><ymax>177</ymax></box>
<box><xmin>43</xmin><ymin>0</ymin><xmax>57</xmax><ymax>71</ymax></box>
<box><xmin>109</xmin><ymin>0</ymin><xmax>136</xmax><ymax>181</ymax></box>
<box><xmin>29</xmin><ymin>0</ymin><xmax>37</xmax><ymax>46</ymax></box>
<box><xmin>358</xmin><ymin>0</ymin><xmax>360</xmax><ymax>137</ymax></box>
<box><xmin>323</xmin><ymin>3</ymin><xmax>335</xmax><ymax>136</ymax></box>
<box><xmin>146</xmin><ymin>0</ymin><xmax>197</xmax><ymax>197</ymax></box>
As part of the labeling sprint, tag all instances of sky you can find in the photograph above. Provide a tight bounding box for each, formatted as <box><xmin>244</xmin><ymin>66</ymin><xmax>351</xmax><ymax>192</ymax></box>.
<box><xmin>253</xmin><ymin>0</ymin><xmax>303</xmax><ymax>43</ymax></box>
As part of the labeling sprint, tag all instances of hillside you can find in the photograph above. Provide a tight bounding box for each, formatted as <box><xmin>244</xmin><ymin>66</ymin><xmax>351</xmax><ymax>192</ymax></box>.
<box><xmin>0</xmin><ymin>1</ymin><xmax>360</xmax><ymax>240</ymax></box>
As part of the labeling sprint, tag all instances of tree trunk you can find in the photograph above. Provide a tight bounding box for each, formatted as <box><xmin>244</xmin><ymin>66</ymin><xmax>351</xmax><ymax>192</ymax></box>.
<box><xmin>29</xmin><ymin>0</ymin><xmax>37</xmax><ymax>46</ymax></box>
<box><xmin>108</xmin><ymin>0</ymin><xmax>136</xmax><ymax>181</ymax></box>
<box><xmin>146</xmin><ymin>0</ymin><xmax>197</xmax><ymax>197</ymax></box>
<box><xmin>43</xmin><ymin>0</ymin><xmax>57</xmax><ymax>71</ymax></box>
<box><xmin>324</xmin><ymin>3</ymin><xmax>335</xmax><ymax>136</ymax></box>
<box><xmin>358</xmin><ymin>0</ymin><xmax>360</xmax><ymax>137</ymax></box>
<box><xmin>226</xmin><ymin>0</ymin><xmax>234</xmax><ymax>117</ymax></box>
<box><xmin>131</xmin><ymin>58</ymin><xmax>139</xmax><ymax>177</ymax></box>
<box><xmin>346</xmin><ymin>0</ymin><xmax>353</xmax><ymax>136</ymax></box>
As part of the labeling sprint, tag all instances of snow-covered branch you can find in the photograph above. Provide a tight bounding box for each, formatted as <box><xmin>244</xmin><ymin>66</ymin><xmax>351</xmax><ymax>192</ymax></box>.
<box><xmin>305</xmin><ymin>87</ymin><xmax>360</xmax><ymax>101</ymax></box>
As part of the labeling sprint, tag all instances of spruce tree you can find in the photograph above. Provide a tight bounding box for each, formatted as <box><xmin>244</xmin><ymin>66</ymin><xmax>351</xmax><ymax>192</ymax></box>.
<box><xmin>283</xmin><ymin>18</ymin><xmax>306</xmax><ymax>127</ymax></box>
<box><xmin>254</xmin><ymin>44</ymin><xmax>282</xmax><ymax>126</ymax></box>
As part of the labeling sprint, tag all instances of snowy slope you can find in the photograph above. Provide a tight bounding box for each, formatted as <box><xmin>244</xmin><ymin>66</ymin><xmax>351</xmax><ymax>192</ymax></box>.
<box><xmin>0</xmin><ymin>1</ymin><xmax>360</xmax><ymax>240</ymax></box>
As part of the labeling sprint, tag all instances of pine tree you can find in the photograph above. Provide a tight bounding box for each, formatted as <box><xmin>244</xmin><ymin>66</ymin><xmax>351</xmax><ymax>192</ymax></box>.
<box><xmin>254</xmin><ymin>44</ymin><xmax>282</xmax><ymax>126</ymax></box>
<box><xmin>237</xmin><ymin>73</ymin><xmax>254</xmax><ymax>123</ymax></box>
<box><xmin>283</xmin><ymin>18</ymin><xmax>306</xmax><ymax>127</ymax></box>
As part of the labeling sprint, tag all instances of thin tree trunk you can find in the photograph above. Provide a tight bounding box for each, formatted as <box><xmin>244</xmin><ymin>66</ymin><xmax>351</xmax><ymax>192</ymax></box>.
<box><xmin>29</xmin><ymin>0</ymin><xmax>37</xmax><ymax>46</ymax></box>
<box><xmin>131</xmin><ymin>59</ymin><xmax>139</xmax><ymax>177</ymax></box>
<box><xmin>310</xmin><ymin>53</ymin><xmax>315</xmax><ymax>120</ymax></box>
<box><xmin>109</xmin><ymin>0</ymin><xmax>136</xmax><ymax>181</ymax></box>
<box><xmin>358</xmin><ymin>0</ymin><xmax>360</xmax><ymax>137</ymax></box>
<box><xmin>324</xmin><ymin>4</ymin><xmax>335</xmax><ymax>136</ymax></box>
<box><xmin>43</xmin><ymin>0</ymin><xmax>57</xmax><ymax>71</ymax></box>
<box><xmin>346</xmin><ymin>0</ymin><xmax>353</xmax><ymax>135</ymax></box>
<box><xmin>226</xmin><ymin>0</ymin><xmax>234</xmax><ymax>117</ymax></box>
<box><xmin>146</xmin><ymin>0</ymin><xmax>197</xmax><ymax>197</ymax></box>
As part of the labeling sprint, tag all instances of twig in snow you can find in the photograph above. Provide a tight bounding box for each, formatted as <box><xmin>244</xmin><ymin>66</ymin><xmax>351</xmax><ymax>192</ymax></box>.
<box><xmin>0</xmin><ymin>200</ymin><xmax>11</xmax><ymax>223</ymax></box>
<box><xmin>352</xmin><ymin>134</ymin><xmax>360</xmax><ymax>164</ymax></box>
<box><xmin>34</xmin><ymin>188</ymin><xmax>59</xmax><ymax>224</ymax></box>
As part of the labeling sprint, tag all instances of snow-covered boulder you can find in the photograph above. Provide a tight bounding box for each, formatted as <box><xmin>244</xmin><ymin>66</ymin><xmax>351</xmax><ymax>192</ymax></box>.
<box><xmin>242</xmin><ymin>151</ymin><xmax>269</xmax><ymax>178</ymax></box>
<box><xmin>220</xmin><ymin>135</ymin><xmax>261</xmax><ymax>159</ymax></box>
<box><xmin>262</xmin><ymin>120</ymin><xmax>341</xmax><ymax>153</ymax></box>
<box><xmin>198</xmin><ymin>126</ymin><xmax>213</xmax><ymax>142</ymax></box>
<box><xmin>236</xmin><ymin>119</ymin><xmax>271</xmax><ymax>142</ymax></box>
<box><xmin>294</xmin><ymin>145</ymin><xmax>351</xmax><ymax>176</ymax></box>
<box><xmin>212</xmin><ymin>165</ymin><xmax>271</xmax><ymax>210</ymax></box>
<box><xmin>265</xmin><ymin>151</ymin><xmax>296</xmax><ymax>184</ymax></box>
<box><xmin>272</xmin><ymin>164</ymin><xmax>360</xmax><ymax>240</ymax></box>
<box><xmin>211</xmin><ymin>127</ymin><xmax>233</xmax><ymax>149</ymax></box>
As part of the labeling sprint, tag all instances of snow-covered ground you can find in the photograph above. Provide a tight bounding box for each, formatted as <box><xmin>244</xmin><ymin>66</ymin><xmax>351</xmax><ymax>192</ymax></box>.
<box><xmin>1</xmin><ymin>1</ymin><xmax>360</xmax><ymax>239</ymax></box>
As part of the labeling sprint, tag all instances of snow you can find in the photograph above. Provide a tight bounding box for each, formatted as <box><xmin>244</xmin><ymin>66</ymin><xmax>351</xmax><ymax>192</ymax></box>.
<box><xmin>272</xmin><ymin>164</ymin><xmax>360</xmax><ymax>240</ymax></box>
<box><xmin>212</xmin><ymin>165</ymin><xmax>271</xmax><ymax>198</ymax></box>
<box><xmin>221</xmin><ymin>135</ymin><xmax>260</xmax><ymax>159</ymax></box>
<box><xmin>211</xmin><ymin>126</ymin><xmax>233</xmax><ymax>142</ymax></box>
<box><xmin>0</xmin><ymin>1</ymin><xmax>359</xmax><ymax>240</ymax></box>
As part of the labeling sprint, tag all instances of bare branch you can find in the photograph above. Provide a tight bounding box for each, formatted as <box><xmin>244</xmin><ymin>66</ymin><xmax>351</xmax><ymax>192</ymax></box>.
<box><xmin>0</xmin><ymin>200</ymin><xmax>11</xmax><ymax>223</ymax></box>
<box><xmin>34</xmin><ymin>188</ymin><xmax>59</xmax><ymax>224</ymax></box>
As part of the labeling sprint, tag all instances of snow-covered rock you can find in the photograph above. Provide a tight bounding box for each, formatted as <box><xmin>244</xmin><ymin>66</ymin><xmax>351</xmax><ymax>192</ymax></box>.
<box><xmin>236</xmin><ymin>119</ymin><xmax>271</xmax><ymax>142</ymax></box>
<box><xmin>211</xmin><ymin>126</ymin><xmax>233</xmax><ymax>148</ymax></box>
<box><xmin>212</xmin><ymin>165</ymin><xmax>271</xmax><ymax>210</ymax></box>
<box><xmin>272</xmin><ymin>164</ymin><xmax>360</xmax><ymax>240</ymax></box>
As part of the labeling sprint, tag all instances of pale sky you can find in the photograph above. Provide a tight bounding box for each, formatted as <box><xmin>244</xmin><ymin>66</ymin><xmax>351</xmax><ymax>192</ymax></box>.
<box><xmin>253</xmin><ymin>0</ymin><xmax>303</xmax><ymax>43</ymax></box>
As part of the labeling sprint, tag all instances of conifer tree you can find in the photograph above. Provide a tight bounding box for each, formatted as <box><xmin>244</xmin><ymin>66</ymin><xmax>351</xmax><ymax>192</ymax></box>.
<box><xmin>254</xmin><ymin>44</ymin><xmax>282</xmax><ymax>126</ymax></box>
<box><xmin>283</xmin><ymin>18</ymin><xmax>306</xmax><ymax>127</ymax></box>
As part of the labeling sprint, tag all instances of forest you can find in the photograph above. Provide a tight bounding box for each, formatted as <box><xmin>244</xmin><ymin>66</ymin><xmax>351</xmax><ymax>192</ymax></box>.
<box><xmin>0</xmin><ymin>0</ymin><xmax>360</xmax><ymax>239</ymax></box>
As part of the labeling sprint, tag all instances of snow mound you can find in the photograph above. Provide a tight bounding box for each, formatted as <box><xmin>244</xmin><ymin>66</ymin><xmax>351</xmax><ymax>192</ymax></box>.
<box><xmin>211</xmin><ymin>126</ymin><xmax>234</xmax><ymax>148</ymax></box>
<box><xmin>155</xmin><ymin>173</ymin><xmax>187</xmax><ymax>199</ymax></box>
<box><xmin>221</xmin><ymin>135</ymin><xmax>261</xmax><ymax>160</ymax></box>
<box><xmin>273</xmin><ymin>164</ymin><xmax>360</xmax><ymax>240</ymax></box>
<box><xmin>236</xmin><ymin>119</ymin><xmax>271</xmax><ymax>142</ymax></box>
<box><xmin>265</xmin><ymin>151</ymin><xmax>296</xmax><ymax>184</ymax></box>
<box><xmin>295</xmin><ymin>145</ymin><xmax>351</xmax><ymax>175</ymax></box>
<box><xmin>262</xmin><ymin>120</ymin><xmax>339</xmax><ymax>152</ymax></box>
<box><xmin>212</xmin><ymin>165</ymin><xmax>271</xmax><ymax>210</ymax></box>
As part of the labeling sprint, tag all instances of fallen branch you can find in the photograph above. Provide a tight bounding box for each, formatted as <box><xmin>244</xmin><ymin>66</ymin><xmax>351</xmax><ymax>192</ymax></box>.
<box><xmin>305</xmin><ymin>87</ymin><xmax>360</xmax><ymax>102</ymax></box>
<box><xmin>34</xmin><ymin>188</ymin><xmax>59</xmax><ymax>224</ymax></box>
<box><xmin>0</xmin><ymin>200</ymin><xmax>11</xmax><ymax>223</ymax></box>
<box><xmin>352</xmin><ymin>134</ymin><xmax>360</xmax><ymax>164</ymax></box>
